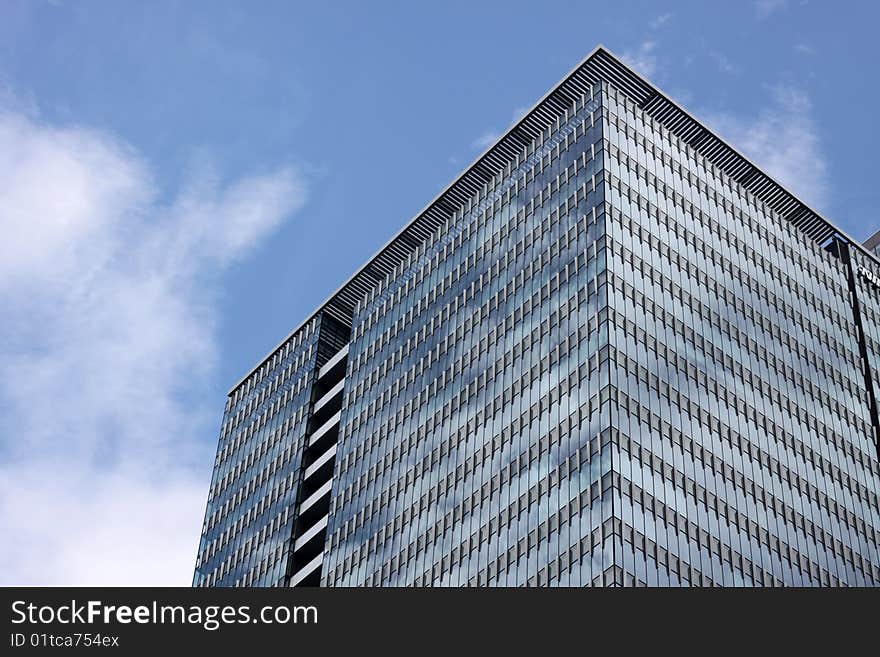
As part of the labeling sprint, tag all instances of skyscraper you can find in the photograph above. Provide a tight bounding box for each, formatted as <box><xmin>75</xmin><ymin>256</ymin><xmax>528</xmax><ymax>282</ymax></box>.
<box><xmin>193</xmin><ymin>46</ymin><xmax>880</xmax><ymax>587</ymax></box>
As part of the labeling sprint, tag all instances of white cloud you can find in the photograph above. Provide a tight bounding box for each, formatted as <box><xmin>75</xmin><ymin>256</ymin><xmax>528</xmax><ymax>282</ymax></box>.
<box><xmin>755</xmin><ymin>0</ymin><xmax>787</xmax><ymax>19</ymax></box>
<box><xmin>470</xmin><ymin>106</ymin><xmax>530</xmax><ymax>152</ymax></box>
<box><xmin>471</xmin><ymin>131</ymin><xmax>501</xmax><ymax>151</ymax></box>
<box><xmin>619</xmin><ymin>12</ymin><xmax>670</xmax><ymax>81</ymax></box>
<box><xmin>621</xmin><ymin>40</ymin><xmax>659</xmax><ymax>79</ymax></box>
<box><xmin>702</xmin><ymin>86</ymin><xmax>828</xmax><ymax>211</ymax></box>
<box><xmin>0</xmin><ymin>107</ymin><xmax>306</xmax><ymax>585</ymax></box>
<box><xmin>711</xmin><ymin>52</ymin><xmax>739</xmax><ymax>75</ymax></box>
<box><xmin>510</xmin><ymin>106</ymin><xmax>529</xmax><ymax>124</ymax></box>
<box><xmin>650</xmin><ymin>13</ymin><xmax>673</xmax><ymax>29</ymax></box>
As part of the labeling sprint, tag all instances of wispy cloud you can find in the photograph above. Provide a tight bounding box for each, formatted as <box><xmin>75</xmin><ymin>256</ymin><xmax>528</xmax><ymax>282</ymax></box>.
<box><xmin>710</xmin><ymin>52</ymin><xmax>739</xmax><ymax>75</ymax></box>
<box><xmin>755</xmin><ymin>0</ymin><xmax>788</xmax><ymax>19</ymax></box>
<box><xmin>0</xmin><ymin>106</ymin><xmax>307</xmax><ymax>585</ymax></box>
<box><xmin>794</xmin><ymin>43</ymin><xmax>814</xmax><ymax>55</ymax></box>
<box><xmin>510</xmin><ymin>106</ymin><xmax>529</xmax><ymax>124</ymax></box>
<box><xmin>702</xmin><ymin>86</ymin><xmax>828</xmax><ymax>211</ymax></box>
<box><xmin>621</xmin><ymin>9</ymin><xmax>673</xmax><ymax>80</ymax></box>
<box><xmin>470</xmin><ymin>106</ymin><xmax>530</xmax><ymax>152</ymax></box>
<box><xmin>621</xmin><ymin>40</ymin><xmax>659</xmax><ymax>78</ymax></box>
<box><xmin>650</xmin><ymin>13</ymin><xmax>673</xmax><ymax>29</ymax></box>
<box><xmin>471</xmin><ymin>131</ymin><xmax>501</xmax><ymax>151</ymax></box>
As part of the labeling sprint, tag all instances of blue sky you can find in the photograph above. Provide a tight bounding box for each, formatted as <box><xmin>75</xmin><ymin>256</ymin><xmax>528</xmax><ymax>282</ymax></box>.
<box><xmin>1</xmin><ymin>0</ymin><xmax>878</xmax><ymax>585</ymax></box>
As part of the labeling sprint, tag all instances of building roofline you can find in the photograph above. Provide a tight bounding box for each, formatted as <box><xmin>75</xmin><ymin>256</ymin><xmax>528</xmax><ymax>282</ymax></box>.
<box><xmin>864</xmin><ymin>229</ymin><xmax>880</xmax><ymax>252</ymax></box>
<box><xmin>594</xmin><ymin>46</ymin><xmax>878</xmax><ymax>263</ymax></box>
<box><xmin>228</xmin><ymin>44</ymin><xmax>878</xmax><ymax>395</ymax></box>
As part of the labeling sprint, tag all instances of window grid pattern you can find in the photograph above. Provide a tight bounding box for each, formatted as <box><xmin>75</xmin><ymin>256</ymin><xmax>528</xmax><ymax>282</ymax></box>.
<box><xmin>850</xmin><ymin>247</ymin><xmax>880</xmax><ymax>452</ymax></box>
<box><xmin>603</xmin><ymin>82</ymin><xmax>880</xmax><ymax>586</ymax></box>
<box><xmin>193</xmin><ymin>317</ymin><xmax>321</xmax><ymax>587</ymax></box>
<box><xmin>194</xmin><ymin>72</ymin><xmax>880</xmax><ymax>588</ymax></box>
<box><xmin>322</xmin><ymin>86</ymin><xmax>626</xmax><ymax>586</ymax></box>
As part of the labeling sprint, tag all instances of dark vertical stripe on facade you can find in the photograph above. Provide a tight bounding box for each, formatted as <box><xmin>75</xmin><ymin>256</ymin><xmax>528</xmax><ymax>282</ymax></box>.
<box><xmin>836</xmin><ymin>239</ymin><xmax>880</xmax><ymax>460</ymax></box>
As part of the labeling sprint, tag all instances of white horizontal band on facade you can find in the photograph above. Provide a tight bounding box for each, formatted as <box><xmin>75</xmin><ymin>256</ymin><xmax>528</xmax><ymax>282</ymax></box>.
<box><xmin>308</xmin><ymin>411</ymin><xmax>341</xmax><ymax>448</ymax></box>
<box><xmin>294</xmin><ymin>515</ymin><xmax>329</xmax><ymax>552</ymax></box>
<box><xmin>304</xmin><ymin>444</ymin><xmax>337</xmax><ymax>481</ymax></box>
<box><xmin>290</xmin><ymin>552</ymin><xmax>324</xmax><ymax>587</ymax></box>
<box><xmin>313</xmin><ymin>380</ymin><xmax>344</xmax><ymax>415</ymax></box>
<box><xmin>318</xmin><ymin>343</ymin><xmax>350</xmax><ymax>380</ymax></box>
<box><xmin>299</xmin><ymin>479</ymin><xmax>334</xmax><ymax>516</ymax></box>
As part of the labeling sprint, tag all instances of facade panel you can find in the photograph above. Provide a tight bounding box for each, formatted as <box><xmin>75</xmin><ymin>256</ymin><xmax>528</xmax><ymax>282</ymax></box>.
<box><xmin>323</xmin><ymin>87</ymin><xmax>610</xmax><ymax>586</ymax></box>
<box><xmin>603</xmin><ymin>84</ymin><xmax>880</xmax><ymax>585</ymax></box>
<box><xmin>193</xmin><ymin>47</ymin><xmax>880</xmax><ymax>587</ymax></box>
<box><xmin>193</xmin><ymin>317</ymin><xmax>320</xmax><ymax>587</ymax></box>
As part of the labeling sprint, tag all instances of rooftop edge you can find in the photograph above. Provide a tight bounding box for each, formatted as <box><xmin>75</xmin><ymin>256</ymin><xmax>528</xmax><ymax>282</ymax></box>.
<box><xmin>227</xmin><ymin>44</ymin><xmax>879</xmax><ymax>396</ymax></box>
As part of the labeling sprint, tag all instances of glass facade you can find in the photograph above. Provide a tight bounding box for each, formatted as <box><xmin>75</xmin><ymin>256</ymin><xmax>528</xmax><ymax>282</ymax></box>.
<box><xmin>194</xmin><ymin>49</ymin><xmax>880</xmax><ymax>587</ymax></box>
<box><xmin>193</xmin><ymin>316</ymin><xmax>320</xmax><ymax>587</ymax></box>
<box><xmin>603</xmin><ymin>85</ymin><xmax>879</xmax><ymax>586</ymax></box>
<box><xmin>323</xmin><ymin>87</ymin><xmax>608</xmax><ymax>586</ymax></box>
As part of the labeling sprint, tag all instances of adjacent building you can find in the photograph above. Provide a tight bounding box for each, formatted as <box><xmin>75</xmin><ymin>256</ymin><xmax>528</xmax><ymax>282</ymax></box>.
<box><xmin>193</xmin><ymin>46</ymin><xmax>880</xmax><ymax>587</ymax></box>
<box><xmin>864</xmin><ymin>229</ymin><xmax>880</xmax><ymax>259</ymax></box>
